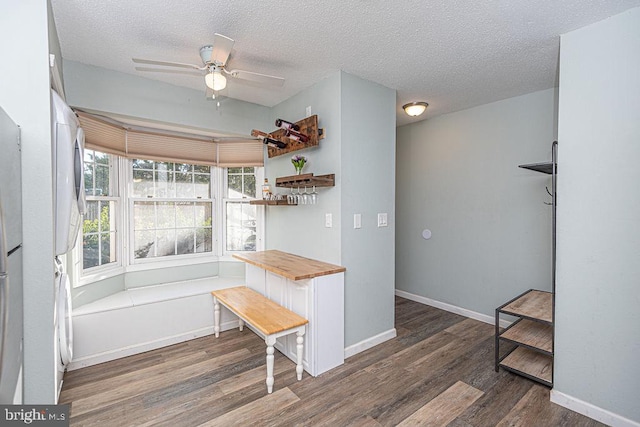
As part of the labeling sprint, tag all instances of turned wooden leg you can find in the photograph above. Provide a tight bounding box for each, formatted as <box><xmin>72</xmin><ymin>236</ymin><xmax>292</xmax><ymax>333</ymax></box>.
<box><xmin>296</xmin><ymin>331</ymin><xmax>304</xmax><ymax>381</ymax></box>
<box><xmin>265</xmin><ymin>336</ymin><xmax>276</xmax><ymax>394</ymax></box>
<box><xmin>213</xmin><ymin>297</ymin><xmax>220</xmax><ymax>338</ymax></box>
<box><xmin>238</xmin><ymin>318</ymin><xmax>244</xmax><ymax>332</ymax></box>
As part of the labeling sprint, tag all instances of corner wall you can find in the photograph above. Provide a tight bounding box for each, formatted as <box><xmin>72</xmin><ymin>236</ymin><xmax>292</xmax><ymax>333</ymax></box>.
<box><xmin>396</xmin><ymin>88</ymin><xmax>556</xmax><ymax>318</ymax></box>
<box><xmin>266</xmin><ymin>71</ymin><xmax>397</xmax><ymax>349</ymax></box>
<box><xmin>0</xmin><ymin>0</ymin><xmax>57</xmax><ymax>403</ymax></box>
<box><xmin>554</xmin><ymin>7</ymin><xmax>640</xmax><ymax>424</ymax></box>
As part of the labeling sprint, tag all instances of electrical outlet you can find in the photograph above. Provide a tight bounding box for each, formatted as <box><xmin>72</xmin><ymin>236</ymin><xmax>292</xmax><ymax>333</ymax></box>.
<box><xmin>306</xmin><ymin>106</ymin><xmax>312</xmax><ymax>117</ymax></box>
<box><xmin>354</xmin><ymin>214</ymin><xmax>361</xmax><ymax>229</ymax></box>
<box><xmin>325</xmin><ymin>213</ymin><xmax>332</xmax><ymax>228</ymax></box>
<box><xmin>377</xmin><ymin>213</ymin><xmax>388</xmax><ymax>227</ymax></box>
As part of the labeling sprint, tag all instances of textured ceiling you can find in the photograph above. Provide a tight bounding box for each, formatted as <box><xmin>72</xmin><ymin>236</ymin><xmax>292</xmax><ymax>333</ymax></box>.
<box><xmin>51</xmin><ymin>0</ymin><xmax>640</xmax><ymax>127</ymax></box>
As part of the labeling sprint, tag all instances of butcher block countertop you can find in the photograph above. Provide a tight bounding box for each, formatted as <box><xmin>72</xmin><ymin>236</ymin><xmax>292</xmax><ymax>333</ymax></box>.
<box><xmin>233</xmin><ymin>250</ymin><xmax>346</xmax><ymax>281</ymax></box>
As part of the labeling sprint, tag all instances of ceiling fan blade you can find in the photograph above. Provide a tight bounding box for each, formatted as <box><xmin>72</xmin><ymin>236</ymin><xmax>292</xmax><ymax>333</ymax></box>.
<box><xmin>133</xmin><ymin>58</ymin><xmax>205</xmax><ymax>70</ymax></box>
<box><xmin>225</xmin><ymin>69</ymin><xmax>285</xmax><ymax>87</ymax></box>
<box><xmin>135</xmin><ymin>67</ymin><xmax>202</xmax><ymax>76</ymax></box>
<box><xmin>210</xmin><ymin>33</ymin><xmax>234</xmax><ymax>65</ymax></box>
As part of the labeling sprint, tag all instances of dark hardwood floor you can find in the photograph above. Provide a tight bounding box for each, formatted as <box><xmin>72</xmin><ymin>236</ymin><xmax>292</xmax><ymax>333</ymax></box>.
<box><xmin>60</xmin><ymin>297</ymin><xmax>604</xmax><ymax>426</ymax></box>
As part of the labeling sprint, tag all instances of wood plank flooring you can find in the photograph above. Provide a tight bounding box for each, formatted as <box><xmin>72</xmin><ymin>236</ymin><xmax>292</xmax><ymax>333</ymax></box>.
<box><xmin>60</xmin><ymin>297</ymin><xmax>604</xmax><ymax>426</ymax></box>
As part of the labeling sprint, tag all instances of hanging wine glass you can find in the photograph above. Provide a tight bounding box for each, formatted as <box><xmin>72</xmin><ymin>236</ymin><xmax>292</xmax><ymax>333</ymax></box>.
<box><xmin>288</xmin><ymin>187</ymin><xmax>296</xmax><ymax>205</ymax></box>
<box><xmin>310</xmin><ymin>185</ymin><xmax>318</xmax><ymax>205</ymax></box>
<box><xmin>302</xmin><ymin>186</ymin><xmax>309</xmax><ymax>205</ymax></box>
<box><xmin>296</xmin><ymin>186</ymin><xmax>303</xmax><ymax>205</ymax></box>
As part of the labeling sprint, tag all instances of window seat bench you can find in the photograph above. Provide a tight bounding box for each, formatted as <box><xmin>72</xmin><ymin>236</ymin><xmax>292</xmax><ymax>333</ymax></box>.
<box><xmin>70</xmin><ymin>276</ymin><xmax>245</xmax><ymax>370</ymax></box>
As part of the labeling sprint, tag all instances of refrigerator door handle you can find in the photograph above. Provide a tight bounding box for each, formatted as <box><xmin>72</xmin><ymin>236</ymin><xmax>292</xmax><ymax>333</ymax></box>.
<box><xmin>0</xmin><ymin>205</ymin><xmax>7</xmax><ymax>273</ymax></box>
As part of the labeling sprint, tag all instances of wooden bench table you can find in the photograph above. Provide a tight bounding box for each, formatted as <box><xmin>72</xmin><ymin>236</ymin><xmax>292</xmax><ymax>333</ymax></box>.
<box><xmin>211</xmin><ymin>286</ymin><xmax>308</xmax><ymax>393</ymax></box>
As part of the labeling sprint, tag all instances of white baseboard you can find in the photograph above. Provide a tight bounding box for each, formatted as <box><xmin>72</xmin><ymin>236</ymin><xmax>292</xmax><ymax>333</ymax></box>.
<box><xmin>344</xmin><ymin>328</ymin><xmax>397</xmax><ymax>359</ymax></box>
<box><xmin>550</xmin><ymin>390</ymin><xmax>639</xmax><ymax>427</ymax></box>
<box><xmin>395</xmin><ymin>289</ymin><xmax>511</xmax><ymax>329</ymax></box>
<box><xmin>68</xmin><ymin>319</ymin><xmax>238</xmax><ymax>370</ymax></box>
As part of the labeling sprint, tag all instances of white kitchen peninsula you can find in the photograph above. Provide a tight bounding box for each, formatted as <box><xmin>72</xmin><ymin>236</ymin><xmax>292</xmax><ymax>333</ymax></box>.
<box><xmin>233</xmin><ymin>250</ymin><xmax>346</xmax><ymax>376</ymax></box>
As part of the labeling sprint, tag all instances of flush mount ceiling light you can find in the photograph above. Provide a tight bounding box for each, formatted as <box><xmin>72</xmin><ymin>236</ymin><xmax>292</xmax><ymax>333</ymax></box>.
<box><xmin>205</xmin><ymin>68</ymin><xmax>227</xmax><ymax>91</ymax></box>
<box><xmin>403</xmin><ymin>101</ymin><xmax>429</xmax><ymax>117</ymax></box>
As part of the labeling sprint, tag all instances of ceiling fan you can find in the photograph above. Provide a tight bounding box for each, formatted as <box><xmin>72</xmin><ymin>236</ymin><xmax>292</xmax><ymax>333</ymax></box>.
<box><xmin>133</xmin><ymin>33</ymin><xmax>285</xmax><ymax>98</ymax></box>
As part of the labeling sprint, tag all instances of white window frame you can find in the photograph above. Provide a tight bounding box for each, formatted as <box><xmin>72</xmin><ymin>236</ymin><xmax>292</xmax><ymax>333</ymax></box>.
<box><xmin>127</xmin><ymin>159</ymin><xmax>216</xmax><ymax>268</ymax></box>
<box><xmin>220</xmin><ymin>166</ymin><xmax>265</xmax><ymax>258</ymax></box>
<box><xmin>77</xmin><ymin>150</ymin><xmax>124</xmax><ymax>284</ymax></box>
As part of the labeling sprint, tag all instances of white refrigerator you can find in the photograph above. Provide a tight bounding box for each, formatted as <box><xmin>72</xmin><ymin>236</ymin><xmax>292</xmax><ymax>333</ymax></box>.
<box><xmin>0</xmin><ymin>106</ymin><xmax>22</xmax><ymax>404</ymax></box>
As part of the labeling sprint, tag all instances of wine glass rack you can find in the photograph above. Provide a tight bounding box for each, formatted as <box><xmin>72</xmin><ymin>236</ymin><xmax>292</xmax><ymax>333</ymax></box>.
<box><xmin>275</xmin><ymin>173</ymin><xmax>335</xmax><ymax>188</ymax></box>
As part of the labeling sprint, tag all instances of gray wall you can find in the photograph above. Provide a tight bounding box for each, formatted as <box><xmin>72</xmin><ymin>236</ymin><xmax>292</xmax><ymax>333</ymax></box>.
<box><xmin>340</xmin><ymin>72</ymin><xmax>396</xmax><ymax>346</ymax></box>
<box><xmin>266</xmin><ymin>71</ymin><xmax>396</xmax><ymax>348</ymax></box>
<box><xmin>63</xmin><ymin>60</ymin><xmax>271</xmax><ymax>135</ymax></box>
<box><xmin>0</xmin><ymin>0</ymin><xmax>57</xmax><ymax>403</ymax></box>
<box><xmin>555</xmin><ymin>8</ymin><xmax>640</xmax><ymax>423</ymax></box>
<box><xmin>265</xmin><ymin>72</ymin><xmax>342</xmax><ymax>263</ymax></box>
<box><xmin>396</xmin><ymin>88</ymin><xmax>556</xmax><ymax>317</ymax></box>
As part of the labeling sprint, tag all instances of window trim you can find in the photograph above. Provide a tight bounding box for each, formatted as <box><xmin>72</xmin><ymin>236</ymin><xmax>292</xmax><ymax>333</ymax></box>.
<box><xmin>127</xmin><ymin>159</ymin><xmax>215</xmax><ymax>265</ymax></box>
<box><xmin>78</xmin><ymin>150</ymin><xmax>123</xmax><ymax>280</ymax></box>
<box><xmin>221</xmin><ymin>167</ymin><xmax>265</xmax><ymax>256</ymax></box>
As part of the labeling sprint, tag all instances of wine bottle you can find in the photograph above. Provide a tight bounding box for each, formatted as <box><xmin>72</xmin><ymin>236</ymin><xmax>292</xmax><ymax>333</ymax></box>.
<box><xmin>285</xmin><ymin>128</ymin><xmax>309</xmax><ymax>143</ymax></box>
<box><xmin>262</xmin><ymin>179</ymin><xmax>272</xmax><ymax>200</ymax></box>
<box><xmin>263</xmin><ymin>137</ymin><xmax>287</xmax><ymax>149</ymax></box>
<box><xmin>275</xmin><ymin>118</ymin><xmax>300</xmax><ymax>131</ymax></box>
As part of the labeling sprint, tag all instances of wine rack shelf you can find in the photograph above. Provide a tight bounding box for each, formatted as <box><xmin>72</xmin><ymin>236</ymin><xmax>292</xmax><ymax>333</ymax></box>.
<box><xmin>275</xmin><ymin>173</ymin><xmax>335</xmax><ymax>189</ymax></box>
<box><xmin>252</xmin><ymin>115</ymin><xmax>325</xmax><ymax>158</ymax></box>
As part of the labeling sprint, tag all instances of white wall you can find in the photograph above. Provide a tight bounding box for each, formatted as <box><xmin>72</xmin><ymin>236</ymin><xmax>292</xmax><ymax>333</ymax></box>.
<box><xmin>396</xmin><ymin>88</ymin><xmax>556</xmax><ymax>318</ymax></box>
<box><xmin>0</xmin><ymin>0</ymin><xmax>57</xmax><ymax>403</ymax></box>
<box><xmin>554</xmin><ymin>8</ymin><xmax>640</xmax><ymax>424</ymax></box>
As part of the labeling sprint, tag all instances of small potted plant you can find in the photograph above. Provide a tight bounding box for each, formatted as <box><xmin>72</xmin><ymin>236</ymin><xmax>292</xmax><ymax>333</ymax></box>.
<box><xmin>291</xmin><ymin>155</ymin><xmax>307</xmax><ymax>175</ymax></box>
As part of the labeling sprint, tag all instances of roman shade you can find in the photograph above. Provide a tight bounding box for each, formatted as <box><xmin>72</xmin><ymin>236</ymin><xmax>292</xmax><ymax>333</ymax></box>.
<box><xmin>76</xmin><ymin>111</ymin><xmax>264</xmax><ymax>167</ymax></box>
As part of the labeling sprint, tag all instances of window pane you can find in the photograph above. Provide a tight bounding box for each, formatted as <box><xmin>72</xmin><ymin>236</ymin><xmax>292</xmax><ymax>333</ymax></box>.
<box><xmin>226</xmin><ymin>202</ymin><xmax>256</xmax><ymax>251</ymax></box>
<box><xmin>134</xmin><ymin>202</ymin><xmax>155</xmax><ymax>230</ymax></box>
<box><xmin>175</xmin><ymin>163</ymin><xmax>193</xmax><ymax>174</ymax></box>
<box><xmin>155</xmin><ymin>171</ymin><xmax>175</xmax><ymax>198</ymax></box>
<box><xmin>94</xmin><ymin>165</ymin><xmax>109</xmax><ymax>196</ymax></box>
<box><xmin>132</xmin><ymin>159</ymin><xmax>154</xmax><ymax>170</ymax></box>
<box><xmin>194</xmin><ymin>165</ymin><xmax>210</xmax><ymax>174</ymax></box>
<box><xmin>194</xmin><ymin>174</ymin><xmax>210</xmax><ymax>198</ymax></box>
<box><xmin>156</xmin><ymin>202</ymin><xmax>176</xmax><ymax>229</ymax></box>
<box><xmin>95</xmin><ymin>151</ymin><xmax>109</xmax><ymax>165</ymax></box>
<box><xmin>134</xmin><ymin>230</ymin><xmax>155</xmax><ymax>259</ymax></box>
<box><xmin>100</xmin><ymin>232</ymin><xmax>111</xmax><ymax>265</ymax></box>
<box><xmin>195</xmin><ymin>202</ymin><xmax>212</xmax><ymax>227</ymax></box>
<box><xmin>227</xmin><ymin>174</ymin><xmax>242</xmax><ymax>198</ymax></box>
<box><xmin>98</xmin><ymin>201</ymin><xmax>111</xmax><ymax>232</ymax></box>
<box><xmin>83</xmin><ymin>234</ymin><xmax>99</xmax><ymax>269</ymax></box>
<box><xmin>132</xmin><ymin>169</ymin><xmax>154</xmax><ymax>197</ymax></box>
<box><xmin>227</xmin><ymin>167</ymin><xmax>242</xmax><ymax>174</ymax></box>
<box><xmin>196</xmin><ymin>227</ymin><xmax>212</xmax><ymax>253</ymax></box>
<box><xmin>175</xmin><ymin>172</ymin><xmax>193</xmax><ymax>198</ymax></box>
<box><xmin>156</xmin><ymin>229</ymin><xmax>176</xmax><ymax>257</ymax></box>
<box><xmin>243</xmin><ymin>174</ymin><xmax>256</xmax><ymax>198</ymax></box>
<box><xmin>84</xmin><ymin>163</ymin><xmax>94</xmax><ymax>196</ymax></box>
<box><xmin>176</xmin><ymin>229</ymin><xmax>195</xmax><ymax>255</ymax></box>
<box><xmin>176</xmin><ymin>202</ymin><xmax>195</xmax><ymax>228</ymax></box>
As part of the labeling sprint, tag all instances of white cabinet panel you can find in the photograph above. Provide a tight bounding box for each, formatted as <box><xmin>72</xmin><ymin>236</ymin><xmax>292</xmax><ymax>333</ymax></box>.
<box><xmin>242</xmin><ymin>265</ymin><xmax>344</xmax><ymax>376</ymax></box>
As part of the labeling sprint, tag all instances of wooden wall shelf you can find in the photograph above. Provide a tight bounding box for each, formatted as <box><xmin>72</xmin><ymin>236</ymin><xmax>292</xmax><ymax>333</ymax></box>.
<box><xmin>275</xmin><ymin>173</ymin><xmax>335</xmax><ymax>189</ymax></box>
<box><xmin>252</xmin><ymin>115</ymin><xmax>325</xmax><ymax>158</ymax></box>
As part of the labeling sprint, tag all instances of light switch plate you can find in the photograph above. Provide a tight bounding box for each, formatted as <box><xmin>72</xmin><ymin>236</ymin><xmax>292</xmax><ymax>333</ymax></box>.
<box><xmin>354</xmin><ymin>214</ymin><xmax>361</xmax><ymax>229</ymax></box>
<box><xmin>325</xmin><ymin>213</ymin><xmax>332</xmax><ymax>228</ymax></box>
<box><xmin>377</xmin><ymin>213</ymin><xmax>388</xmax><ymax>227</ymax></box>
<box><xmin>306</xmin><ymin>106</ymin><xmax>312</xmax><ymax>116</ymax></box>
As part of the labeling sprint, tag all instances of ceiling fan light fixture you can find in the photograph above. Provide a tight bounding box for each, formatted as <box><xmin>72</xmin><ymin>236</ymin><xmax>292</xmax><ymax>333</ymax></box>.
<box><xmin>205</xmin><ymin>70</ymin><xmax>227</xmax><ymax>91</ymax></box>
<box><xmin>403</xmin><ymin>102</ymin><xmax>429</xmax><ymax>117</ymax></box>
